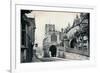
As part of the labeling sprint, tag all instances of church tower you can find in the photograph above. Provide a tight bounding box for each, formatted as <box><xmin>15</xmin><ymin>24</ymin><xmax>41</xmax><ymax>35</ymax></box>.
<box><xmin>45</xmin><ymin>24</ymin><xmax>55</xmax><ymax>34</ymax></box>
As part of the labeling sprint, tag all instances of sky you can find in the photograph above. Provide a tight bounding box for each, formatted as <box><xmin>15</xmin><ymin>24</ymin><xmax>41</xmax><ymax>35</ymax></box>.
<box><xmin>26</xmin><ymin>11</ymin><xmax>80</xmax><ymax>48</ymax></box>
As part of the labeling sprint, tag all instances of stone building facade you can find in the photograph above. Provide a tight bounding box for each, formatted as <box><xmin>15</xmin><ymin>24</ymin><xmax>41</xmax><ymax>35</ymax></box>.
<box><xmin>64</xmin><ymin>13</ymin><xmax>90</xmax><ymax>56</ymax></box>
<box><xmin>21</xmin><ymin>10</ymin><xmax>36</xmax><ymax>62</ymax></box>
<box><xmin>43</xmin><ymin>24</ymin><xmax>65</xmax><ymax>58</ymax></box>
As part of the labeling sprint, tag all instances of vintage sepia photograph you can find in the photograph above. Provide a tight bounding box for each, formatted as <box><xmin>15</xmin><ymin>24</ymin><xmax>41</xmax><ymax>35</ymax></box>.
<box><xmin>21</xmin><ymin>10</ymin><xmax>90</xmax><ymax>63</ymax></box>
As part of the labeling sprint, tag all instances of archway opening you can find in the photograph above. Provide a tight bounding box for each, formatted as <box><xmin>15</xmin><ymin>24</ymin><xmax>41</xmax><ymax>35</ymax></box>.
<box><xmin>49</xmin><ymin>45</ymin><xmax>57</xmax><ymax>57</ymax></box>
<box><xmin>70</xmin><ymin>38</ymin><xmax>77</xmax><ymax>48</ymax></box>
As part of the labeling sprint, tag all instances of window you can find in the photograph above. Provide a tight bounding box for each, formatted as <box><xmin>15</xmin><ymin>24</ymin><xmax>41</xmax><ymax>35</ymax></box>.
<box><xmin>51</xmin><ymin>33</ymin><xmax>57</xmax><ymax>42</ymax></box>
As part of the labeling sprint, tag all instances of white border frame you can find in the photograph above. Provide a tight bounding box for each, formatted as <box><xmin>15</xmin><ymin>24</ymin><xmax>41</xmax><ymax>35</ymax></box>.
<box><xmin>11</xmin><ymin>1</ymin><xmax>96</xmax><ymax>73</ymax></box>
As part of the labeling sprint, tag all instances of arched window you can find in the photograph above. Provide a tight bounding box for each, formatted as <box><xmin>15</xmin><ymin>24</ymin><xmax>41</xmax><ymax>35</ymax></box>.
<box><xmin>51</xmin><ymin>33</ymin><xmax>57</xmax><ymax>42</ymax></box>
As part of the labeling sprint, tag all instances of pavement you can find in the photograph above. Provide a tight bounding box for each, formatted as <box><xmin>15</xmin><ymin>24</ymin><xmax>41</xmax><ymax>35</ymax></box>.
<box><xmin>39</xmin><ymin>57</ymin><xmax>68</xmax><ymax>62</ymax></box>
<box><xmin>32</xmin><ymin>52</ymin><xmax>89</xmax><ymax>62</ymax></box>
<box><xmin>64</xmin><ymin>52</ymin><xmax>89</xmax><ymax>60</ymax></box>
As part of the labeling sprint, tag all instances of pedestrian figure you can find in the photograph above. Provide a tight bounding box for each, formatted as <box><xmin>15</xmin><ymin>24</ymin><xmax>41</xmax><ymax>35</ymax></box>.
<box><xmin>49</xmin><ymin>45</ymin><xmax>57</xmax><ymax>57</ymax></box>
<box><xmin>32</xmin><ymin>43</ymin><xmax>41</xmax><ymax>62</ymax></box>
<box><xmin>33</xmin><ymin>44</ymin><xmax>43</xmax><ymax>58</ymax></box>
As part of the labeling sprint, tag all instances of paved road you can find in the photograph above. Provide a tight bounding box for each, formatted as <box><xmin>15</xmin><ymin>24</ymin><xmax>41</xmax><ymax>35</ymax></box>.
<box><xmin>32</xmin><ymin>52</ymin><xmax>89</xmax><ymax>62</ymax></box>
<box><xmin>64</xmin><ymin>52</ymin><xmax>89</xmax><ymax>60</ymax></box>
<box><xmin>39</xmin><ymin>57</ymin><xmax>68</xmax><ymax>62</ymax></box>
